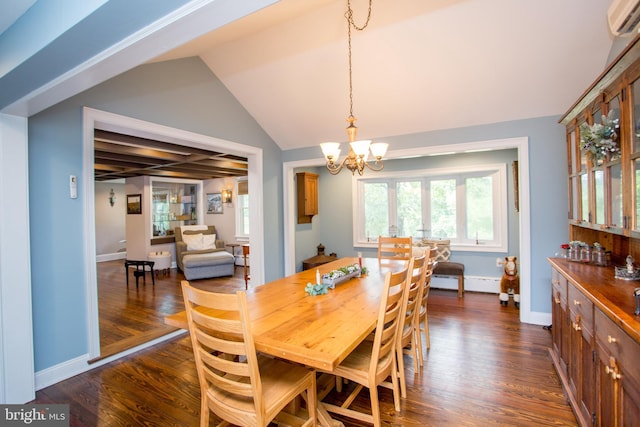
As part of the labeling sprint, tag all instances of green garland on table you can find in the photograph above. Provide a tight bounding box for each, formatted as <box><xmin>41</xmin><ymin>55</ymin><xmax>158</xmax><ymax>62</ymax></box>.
<box><xmin>305</xmin><ymin>282</ymin><xmax>330</xmax><ymax>296</ymax></box>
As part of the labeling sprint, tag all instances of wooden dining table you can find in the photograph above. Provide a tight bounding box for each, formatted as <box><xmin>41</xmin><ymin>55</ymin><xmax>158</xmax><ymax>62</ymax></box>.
<box><xmin>165</xmin><ymin>256</ymin><xmax>405</xmax><ymax>370</ymax></box>
<box><xmin>165</xmin><ymin>256</ymin><xmax>406</xmax><ymax>426</ymax></box>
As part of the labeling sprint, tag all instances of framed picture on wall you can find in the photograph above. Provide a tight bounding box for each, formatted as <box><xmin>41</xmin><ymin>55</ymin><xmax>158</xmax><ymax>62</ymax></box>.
<box><xmin>127</xmin><ymin>194</ymin><xmax>142</xmax><ymax>214</ymax></box>
<box><xmin>207</xmin><ymin>193</ymin><xmax>223</xmax><ymax>214</ymax></box>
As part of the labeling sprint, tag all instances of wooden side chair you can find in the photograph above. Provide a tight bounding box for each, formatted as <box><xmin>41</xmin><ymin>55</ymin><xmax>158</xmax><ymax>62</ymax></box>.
<box><xmin>424</xmin><ymin>239</ymin><xmax>465</xmax><ymax>297</ymax></box>
<box><xmin>181</xmin><ymin>281</ymin><xmax>317</xmax><ymax>427</ymax></box>
<box><xmin>395</xmin><ymin>252</ymin><xmax>428</xmax><ymax>398</ymax></box>
<box><xmin>377</xmin><ymin>236</ymin><xmax>412</xmax><ymax>265</ymax></box>
<box><xmin>319</xmin><ymin>259</ymin><xmax>413</xmax><ymax>427</ymax></box>
<box><xmin>416</xmin><ymin>249</ymin><xmax>437</xmax><ymax>365</ymax></box>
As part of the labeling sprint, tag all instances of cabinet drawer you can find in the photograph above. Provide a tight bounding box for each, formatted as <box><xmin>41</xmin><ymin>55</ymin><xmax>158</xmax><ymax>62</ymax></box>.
<box><xmin>568</xmin><ymin>282</ymin><xmax>593</xmax><ymax>330</ymax></box>
<box><xmin>551</xmin><ymin>268</ymin><xmax>567</xmax><ymax>304</ymax></box>
<box><xmin>595</xmin><ymin>309</ymin><xmax>640</xmax><ymax>388</ymax></box>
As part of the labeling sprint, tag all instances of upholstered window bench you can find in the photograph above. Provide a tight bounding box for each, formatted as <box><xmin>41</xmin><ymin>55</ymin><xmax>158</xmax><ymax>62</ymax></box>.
<box><xmin>182</xmin><ymin>251</ymin><xmax>235</xmax><ymax>280</ymax></box>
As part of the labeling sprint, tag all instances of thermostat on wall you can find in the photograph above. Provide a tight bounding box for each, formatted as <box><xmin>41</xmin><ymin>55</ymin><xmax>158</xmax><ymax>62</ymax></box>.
<box><xmin>70</xmin><ymin>175</ymin><xmax>77</xmax><ymax>199</ymax></box>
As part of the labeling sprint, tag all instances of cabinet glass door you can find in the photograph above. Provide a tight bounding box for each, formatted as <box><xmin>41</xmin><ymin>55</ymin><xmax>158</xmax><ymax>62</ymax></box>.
<box><xmin>604</xmin><ymin>96</ymin><xmax>622</xmax><ymax>232</ymax></box>
<box><xmin>577</xmin><ymin>117</ymin><xmax>590</xmax><ymax>224</ymax></box>
<box><xmin>594</xmin><ymin>169</ymin><xmax>605</xmax><ymax>225</ymax></box>
<box><xmin>568</xmin><ymin>130</ymin><xmax>580</xmax><ymax>222</ymax></box>
<box><xmin>632</xmin><ymin>80</ymin><xmax>640</xmax><ymax>233</ymax></box>
<box><xmin>610</xmin><ymin>162</ymin><xmax>623</xmax><ymax>229</ymax></box>
<box><xmin>580</xmin><ymin>173</ymin><xmax>589</xmax><ymax>223</ymax></box>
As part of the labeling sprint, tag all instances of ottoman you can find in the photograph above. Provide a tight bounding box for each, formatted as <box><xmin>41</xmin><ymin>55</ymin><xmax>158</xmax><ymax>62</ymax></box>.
<box><xmin>148</xmin><ymin>251</ymin><xmax>171</xmax><ymax>277</ymax></box>
<box><xmin>182</xmin><ymin>251</ymin><xmax>235</xmax><ymax>280</ymax></box>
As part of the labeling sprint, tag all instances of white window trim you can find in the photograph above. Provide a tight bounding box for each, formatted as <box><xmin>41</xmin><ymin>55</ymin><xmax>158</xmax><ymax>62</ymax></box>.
<box><xmin>352</xmin><ymin>163</ymin><xmax>508</xmax><ymax>253</ymax></box>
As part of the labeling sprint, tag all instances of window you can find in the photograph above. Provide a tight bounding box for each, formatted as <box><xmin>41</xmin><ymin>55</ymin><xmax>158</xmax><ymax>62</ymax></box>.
<box><xmin>354</xmin><ymin>164</ymin><xmax>508</xmax><ymax>251</ymax></box>
<box><xmin>235</xmin><ymin>178</ymin><xmax>249</xmax><ymax>240</ymax></box>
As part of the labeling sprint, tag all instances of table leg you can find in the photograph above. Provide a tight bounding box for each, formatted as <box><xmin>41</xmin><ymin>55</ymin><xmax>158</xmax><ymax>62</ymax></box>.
<box><xmin>317</xmin><ymin>403</ymin><xmax>344</xmax><ymax>427</ymax></box>
<box><xmin>242</xmin><ymin>245</ymin><xmax>250</xmax><ymax>289</ymax></box>
<box><xmin>315</xmin><ymin>372</ymin><xmax>344</xmax><ymax>427</ymax></box>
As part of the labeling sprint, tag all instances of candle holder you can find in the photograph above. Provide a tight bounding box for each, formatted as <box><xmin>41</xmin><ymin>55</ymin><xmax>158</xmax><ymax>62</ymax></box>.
<box><xmin>615</xmin><ymin>266</ymin><xmax>640</xmax><ymax>281</ymax></box>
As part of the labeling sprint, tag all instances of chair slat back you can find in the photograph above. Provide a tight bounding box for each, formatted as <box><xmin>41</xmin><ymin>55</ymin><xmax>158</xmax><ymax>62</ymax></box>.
<box><xmin>370</xmin><ymin>258</ymin><xmax>414</xmax><ymax>377</ymax></box>
<box><xmin>181</xmin><ymin>281</ymin><xmax>263</xmax><ymax>417</ymax></box>
<box><xmin>378</xmin><ymin>236</ymin><xmax>413</xmax><ymax>263</ymax></box>
<box><xmin>401</xmin><ymin>253</ymin><xmax>427</xmax><ymax>346</ymax></box>
<box><xmin>422</xmin><ymin>249</ymin><xmax>436</xmax><ymax>309</ymax></box>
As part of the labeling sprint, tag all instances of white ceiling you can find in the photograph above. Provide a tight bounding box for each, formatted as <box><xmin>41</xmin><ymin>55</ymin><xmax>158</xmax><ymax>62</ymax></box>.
<box><xmin>152</xmin><ymin>0</ymin><xmax>617</xmax><ymax>151</ymax></box>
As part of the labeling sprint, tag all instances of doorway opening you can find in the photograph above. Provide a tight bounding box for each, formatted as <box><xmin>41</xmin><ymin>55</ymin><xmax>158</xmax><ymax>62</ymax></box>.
<box><xmin>83</xmin><ymin>107</ymin><xmax>265</xmax><ymax>362</ymax></box>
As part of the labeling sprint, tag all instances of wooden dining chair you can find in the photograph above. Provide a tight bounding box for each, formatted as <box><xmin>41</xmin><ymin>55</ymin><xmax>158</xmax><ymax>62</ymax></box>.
<box><xmin>395</xmin><ymin>252</ymin><xmax>428</xmax><ymax>398</ymax></box>
<box><xmin>319</xmin><ymin>259</ymin><xmax>413</xmax><ymax>427</ymax></box>
<box><xmin>377</xmin><ymin>236</ymin><xmax>413</xmax><ymax>265</ymax></box>
<box><xmin>415</xmin><ymin>248</ymin><xmax>437</xmax><ymax>365</ymax></box>
<box><xmin>181</xmin><ymin>281</ymin><xmax>317</xmax><ymax>427</ymax></box>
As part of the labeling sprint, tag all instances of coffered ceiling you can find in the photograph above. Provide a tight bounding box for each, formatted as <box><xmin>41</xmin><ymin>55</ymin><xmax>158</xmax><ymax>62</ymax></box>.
<box><xmin>93</xmin><ymin>130</ymin><xmax>248</xmax><ymax>182</ymax></box>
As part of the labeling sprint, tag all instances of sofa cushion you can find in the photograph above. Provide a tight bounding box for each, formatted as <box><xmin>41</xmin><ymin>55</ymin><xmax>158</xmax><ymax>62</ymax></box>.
<box><xmin>201</xmin><ymin>234</ymin><xmax>217</xmax><ymax>249</ymax></box>
<box><xmin>182</xmin><ymin>233</ymin><xmax>217</xmax><ymax>250</ymax></box>
<box><xmin>422</xmin><ymin>239</ymin><xmax>451</xmax><ymax>262</ymax></box>
<box><xmin>183</xmin><ymin>251</ymin><xmax>235</xmax><ymax>268</ymax></box>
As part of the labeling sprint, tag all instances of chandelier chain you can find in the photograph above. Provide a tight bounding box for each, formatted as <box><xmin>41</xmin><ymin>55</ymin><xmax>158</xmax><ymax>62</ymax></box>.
<box><xmin>346</xmin><ymin>0</ymin><xmax>373</xmax><ymax>119</ymax></box>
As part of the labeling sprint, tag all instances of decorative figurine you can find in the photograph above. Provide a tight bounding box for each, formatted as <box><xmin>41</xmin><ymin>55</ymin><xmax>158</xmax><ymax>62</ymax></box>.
<box><xmin>499</xmin><ymin>256</ymin><xmax>520</xmax><ymax>308</ymax></box>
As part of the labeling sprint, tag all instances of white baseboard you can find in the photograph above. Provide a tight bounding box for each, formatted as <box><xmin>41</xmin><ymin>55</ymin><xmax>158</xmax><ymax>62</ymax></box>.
<box><xmin>432</xmin><ymin>275</ymin><xmax>501</xmax><ymax>294</ymax></box>
<box><xmin>34</xmin><ymin>330</ymin><xmax>186</xmax><ymax>390</ymax></box>
<box><xmin>97</xmin><ymin>252</ymin><xmax>127</xmax><ymax>262</ymax></box>
<box><xmin>235</xmin><ymin>255</ymin><xmax>249</xmax><ymax>267</ymax></box>
<box><xmin>522</xmin><ymin>311</ymin><xmax>552</xmax><ymax>326</ymax></box>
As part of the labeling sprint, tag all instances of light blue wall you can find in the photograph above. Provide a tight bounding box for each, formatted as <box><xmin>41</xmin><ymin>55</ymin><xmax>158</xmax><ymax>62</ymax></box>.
<box><xmin>28</xmin><ymin>57</ymin><xmax>284</xmax><ymax>371</ymax></box>
<box><xmin>284</xmin><ymin>116</ymin><xmax>569</xmax><ymax>313</ymax></box>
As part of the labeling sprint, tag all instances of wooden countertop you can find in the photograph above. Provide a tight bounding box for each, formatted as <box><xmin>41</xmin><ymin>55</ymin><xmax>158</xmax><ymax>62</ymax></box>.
<box><xmin>548</xmin><ymin>257</ymin><xmax>640</xmax><ymax>342</ymax></box>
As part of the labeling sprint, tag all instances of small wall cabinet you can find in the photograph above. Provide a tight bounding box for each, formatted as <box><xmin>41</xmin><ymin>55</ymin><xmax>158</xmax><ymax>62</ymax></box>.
<box><xmin>297</xmin><ymin>172</ymin><xmax>318</xmax><ymax>224</ymax></box>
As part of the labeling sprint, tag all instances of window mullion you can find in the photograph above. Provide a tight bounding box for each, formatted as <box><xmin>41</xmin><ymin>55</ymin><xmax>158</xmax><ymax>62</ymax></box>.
<box><xmin>457</xmin><ymin>176</ymin><xmax>467</xmax><ymax>242</ymax></box>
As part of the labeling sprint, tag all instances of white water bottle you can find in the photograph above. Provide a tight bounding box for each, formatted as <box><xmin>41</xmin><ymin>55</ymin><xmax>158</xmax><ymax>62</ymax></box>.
<box><xmin>316</xmin><ymin>269</ymin><xmax>321</xmax><ymax>284</ymax></box>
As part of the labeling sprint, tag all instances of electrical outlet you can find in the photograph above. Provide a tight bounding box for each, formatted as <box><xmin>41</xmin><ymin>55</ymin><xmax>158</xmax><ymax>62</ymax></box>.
<box><xmin>496</xmin><ymin>257</ymin><xmax>503</xmax><ymax>268</ymax></box>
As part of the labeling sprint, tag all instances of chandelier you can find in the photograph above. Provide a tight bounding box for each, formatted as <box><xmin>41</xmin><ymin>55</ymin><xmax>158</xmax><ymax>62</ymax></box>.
<box><xmin>320</xmin><ymin>0</ymin><xmax>388</xmax><ymax>176</ymax></box>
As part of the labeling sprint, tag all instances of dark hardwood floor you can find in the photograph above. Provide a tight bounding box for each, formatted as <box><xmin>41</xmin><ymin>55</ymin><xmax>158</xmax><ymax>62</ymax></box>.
<box><xmin>96</xmin><ymin>259</ymin><xmax>245</xmax><ymax>360</ymax></box>
<box><xmin>34</xmin><ymin>261</ymin><xmax>577</xmax><ymax>426</ymax></box>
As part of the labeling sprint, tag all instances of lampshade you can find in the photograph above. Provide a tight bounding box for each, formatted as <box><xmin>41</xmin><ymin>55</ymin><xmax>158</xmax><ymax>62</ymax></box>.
<box><xmin>320</xmin><ymin>142</ymin><xmax>341</xmax><ymax>162</ymax></box>
<box><xmin>350</xmin><ymin>140</ymin><xmax>371</xmax><ymax>157</ymax></box>
<box><xmin>370</xmin><ymin>142</ymin><xmax>389</xmax><ymax>159</ymax></box>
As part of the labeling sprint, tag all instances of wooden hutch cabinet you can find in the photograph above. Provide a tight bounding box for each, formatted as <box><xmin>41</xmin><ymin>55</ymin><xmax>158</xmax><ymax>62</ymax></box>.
<box><xmin>551</xmin><ymin>34</ymin><xmax>640</xmax><ymax>427</ymax></box>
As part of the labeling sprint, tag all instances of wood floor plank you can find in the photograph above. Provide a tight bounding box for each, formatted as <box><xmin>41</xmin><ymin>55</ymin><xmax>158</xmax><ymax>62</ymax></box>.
<box><xmin>32</xmin><ymin>261</ymin><xmax>577</xmax><ymax>426</ymax></box>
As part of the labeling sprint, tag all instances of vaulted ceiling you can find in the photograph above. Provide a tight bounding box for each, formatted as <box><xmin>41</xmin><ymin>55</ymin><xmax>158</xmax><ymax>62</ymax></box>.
<box><xmin>151</xmin><ymin>0</ymin><xmax>618</xmax><ymax>152</ymax></box>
